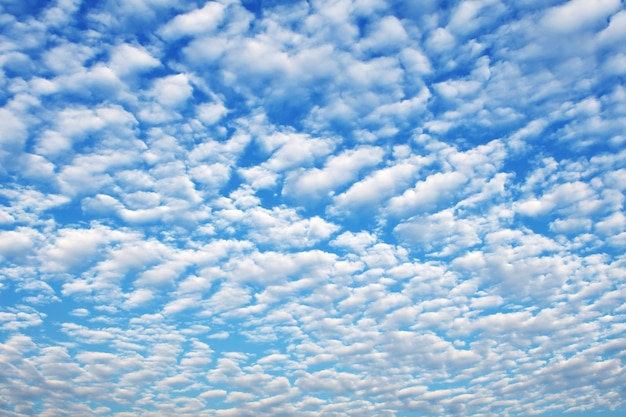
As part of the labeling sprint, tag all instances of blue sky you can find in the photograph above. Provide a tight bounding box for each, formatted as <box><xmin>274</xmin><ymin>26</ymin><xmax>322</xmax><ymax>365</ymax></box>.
<box><xmin>1</xmin><ymin>0</ymin><xmax>626</xmax><ymax>416</ymax></box>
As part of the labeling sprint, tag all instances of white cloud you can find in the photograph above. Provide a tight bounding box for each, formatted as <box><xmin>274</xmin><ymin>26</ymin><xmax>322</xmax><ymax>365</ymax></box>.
<box><xmin>358</xmin><ymin>15</ymin><xmax>408</xmax><ymax>54</ymax></box>
<box><xmin>197</xmin><ymin>101</ymin><xmax>228</xmax><ymax>125</ymax></box>
<box><xmin>515</xmin><ymin>180</ymin><xmax>601</xmax><ymax>218</ymax></box>
<box><xmin>151</xmin><ymin>73</ymin><xmax>193</xmax><ymax>108</ymax></box>
<box><xmin>109</xmin><ymin>43</ymin><xmax>160</xmax><ymax>76</ymax></box>
<box><xmin>330</xmin><ymin>159</ymin><xmax>423</xmax><ymax>215</ymax></box>
<box><xmin>136</xmin><ymin>259</ymin><xmax>189</xmax><ymax>287</ymax></box>
<box><xmin>0</xmin><ymin>227</ymin><xmax>39</xmax><ymax>259</ymax></box>
<box><xmin>284</xmin><ymin>145</ymin><xmax>384</xmax><ymax>201</ymax></box>
<box><xmin>123</xmin><ymin>288</ymin><xmax>154</xmax><ymax>309</ymax></box>
<box><xmin>426</xmin><ymin>27</ymin><xmax>456</xmax><ymax>53</ymax></box>
<box><xmin>159</xmin><ymin>1</ymin><xmax>226</xmax><ymax>40</ymax></box>
<box><xmin>42</xmin><ymin>0</ymin><xmax>81</xmax><ymax>26</ymax></box>
<box><xmin>399</xmin><ymin>47</ymin><xmax>432</xmax><ymax>74</ymax></box>
<box><xmin>597</xmin><ymin>9</ymin><xmax>626</xmax><ymax>46</ymax></box>
<box><xmin>264</xmin><ymin>135</ymin><xmax>335</xmax><ymax>172</ymax></box>
<box><xmin>0</xmin><ymin>308</ymin><xmax>45</xmax><ymax>330</ymax></box>
<box><xmin>42</xmin><ymin>42</ymin><xmax>95</xmax><ymax>75</ymax></box>
<box><xmin>39</xmin><ymin>225</ymin><xmax>126</xmax><ymax>273</ymax></box>
<box><xmin>330</xmin><ymin>230</ymin><xmax>377</xmax><ymax>252</ymax></box>
<box><xmin>394</xmin><ymin>209</ymin><xmax>483</xmax><ymax>256</ymax></box>
<box><xmin>387</xmin><ymin>171</ymin><xmax>468</xmax><ymax>216</ymax></box>
<box><xmin>163</xmin><ymin>294</ymin><xmax>201</xmax><ymax>315</ymax></box>
<box><xmin>0</xmin><ymin>108</ymin><xmax>28</xmax><ymax>157</ymax></box>
<box><xmin>541</xmin><ymin>0</ymin><xmax>622</xmax><ymax>33</ymax></box>
<box><xmin>36</xmin><ymin>105</ymin><xmax>137</xmax><ymax>157</ymax></box>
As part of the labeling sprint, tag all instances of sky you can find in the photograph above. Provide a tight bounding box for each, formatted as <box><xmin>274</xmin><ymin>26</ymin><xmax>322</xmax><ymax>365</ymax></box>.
<box><xmin>0</xmin><ymin>0</ymin><xmax>626</xmax><ymax>416</ymax></box>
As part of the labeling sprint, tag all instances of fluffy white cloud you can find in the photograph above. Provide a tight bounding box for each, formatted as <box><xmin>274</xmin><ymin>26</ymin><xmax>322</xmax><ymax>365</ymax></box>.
<box><xmin>330</xmin><ymin>158</ymin><xmax>423</xmax><ymax>215</ymax></box>
<box><xmin>541</xmin><ymin>0</ymin><xmax>622</xmax><ymax>33</ymax></box>
<box><xmin>284</xmin><ymin>145</ymin><xmax>384</xmax><ymax>201</ymax></box>
<box><xmin>158</xmin><ymin>1</ymin><xmax>226</xmax><ymax>40</ymax></box>
<box><xmin>151</xmin><ymin>73</ymin><xmax>194</xmax><ymax>109</ymax></box>
<box><xmin>109</xmin><ymin>43</ymin><xmax>160</xmax><ymax>76</ymax></box>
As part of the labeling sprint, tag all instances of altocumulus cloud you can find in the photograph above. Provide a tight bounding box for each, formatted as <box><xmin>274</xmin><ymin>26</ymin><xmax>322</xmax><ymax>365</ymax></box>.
<box><xmin>1</xmin><ymin>0</ymin><xmax>626</xmax><ymax>416</ymax></box>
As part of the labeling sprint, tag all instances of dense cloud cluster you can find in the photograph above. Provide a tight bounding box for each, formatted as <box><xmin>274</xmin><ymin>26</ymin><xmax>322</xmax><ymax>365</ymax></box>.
<box><xmin>1</xmin><ymin>0</ymin><xmax>626</xmax><ymax>416</ymax></box>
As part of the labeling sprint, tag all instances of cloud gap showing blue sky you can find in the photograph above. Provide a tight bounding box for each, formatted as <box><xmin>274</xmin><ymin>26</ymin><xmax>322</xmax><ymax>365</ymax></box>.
<box><xmin>1</xmin><ymin>0</ymin><xmax>626</xmax><ymax>416</ymax></box>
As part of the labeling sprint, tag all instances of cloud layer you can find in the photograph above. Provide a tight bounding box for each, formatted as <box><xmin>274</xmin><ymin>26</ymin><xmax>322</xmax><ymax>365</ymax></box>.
<box><xmin>1</xmin><ymin>0</ymin><xmax>626</xmax><ymax>416</ymax></box>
